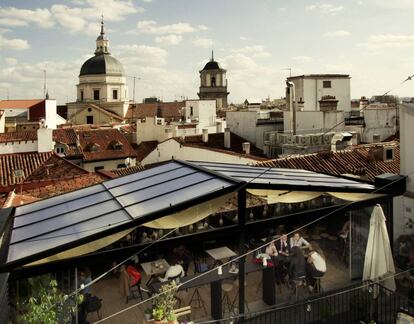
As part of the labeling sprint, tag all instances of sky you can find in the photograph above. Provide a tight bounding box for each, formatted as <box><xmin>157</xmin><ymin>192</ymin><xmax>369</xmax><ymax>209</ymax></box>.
<box><xmin>1</xmin><ymin>0</ymin><xmax>414</xmax><ymax>105</ymax></box>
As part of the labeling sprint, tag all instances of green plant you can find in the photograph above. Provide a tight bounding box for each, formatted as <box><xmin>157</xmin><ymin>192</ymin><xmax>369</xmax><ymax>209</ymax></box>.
<box><xmin>19</xmin><ymin>279</ymin><xmax>83</xmax><ymax>324</ymax></box>
<box><xmin>152</xmin><ymin>306</ymin><xmax>165</xmax><ymax>321</ymax></box>
<box><xmin>167</xmin><ymin>312</ymin><xmax>177</xmax><ymax>321</ymax></box>
<box><xmin>153</xmin><ymin>281</ymin><xmax>178</xmax><ymax>318</ymax></box>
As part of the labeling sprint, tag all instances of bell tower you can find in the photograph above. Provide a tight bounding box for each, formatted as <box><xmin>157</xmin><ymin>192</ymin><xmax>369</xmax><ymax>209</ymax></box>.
<box><xmin>198</xmin><ymin>51</ymin><xmax>229</xmax><ymax>109</ymax></box>
<box><xmin>95</xmin><ymin>15</ymin><xmax>109</xmax><ymax>55</ymax></box>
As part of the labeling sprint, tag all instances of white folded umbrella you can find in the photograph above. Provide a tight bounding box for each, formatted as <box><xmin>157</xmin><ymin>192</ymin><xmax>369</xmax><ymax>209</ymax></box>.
<box><xmin>363</xmin><ymin>204</ymin><xmax>396</xmax><ymax>295</ymax></box>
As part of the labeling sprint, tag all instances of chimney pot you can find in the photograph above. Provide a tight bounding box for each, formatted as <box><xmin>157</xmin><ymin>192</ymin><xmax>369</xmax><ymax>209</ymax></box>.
<box><xmin>202</xmin><ymin>129</ymin><xmax>208</xmax><ymax>143</ymax></box>
<box><xmin>242</xmin><ymin>142</ymin><xmax>251</xmax><ymax>155</ymax></box>
<box><xmin>224</xmin><ymin>128</ymin><xmax>231</xmax><ymax>149</ymax></box>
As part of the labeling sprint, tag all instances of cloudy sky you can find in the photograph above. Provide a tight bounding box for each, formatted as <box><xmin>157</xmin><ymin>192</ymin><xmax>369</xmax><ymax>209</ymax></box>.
<box><xmin>1</xmin><ymin>0</ymin><xmax>414</xmax><ymax>104</ymax></box>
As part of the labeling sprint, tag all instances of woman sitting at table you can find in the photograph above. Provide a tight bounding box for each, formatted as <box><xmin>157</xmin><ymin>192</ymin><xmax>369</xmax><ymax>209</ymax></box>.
<box><xmin>306</xmin><ymin>242</ymin><xmax>326</xmax><ymax>292</ymax></box>
<box><xmin>288</xmin><ymin>246</ymin><xmax>306</xmax><ymax>284</ymax></box>
<box><xmin>159</xmin><ymin>257</ymin><xmax>185</xmax><ymax>282</ymax></box>
<box><xmin>265</xmin><ymin>240</ymin><xmax>278</xmax><ymax>257</ymax></box>
<box><xmin>126</xmin><ymin>261</ymin><xmax>142</xmax><ymax>286</ymax></box>
<box><xmin>290</xmin><ymin>232</ymin><xmax>310</xmax><ymax>249</ymax></box>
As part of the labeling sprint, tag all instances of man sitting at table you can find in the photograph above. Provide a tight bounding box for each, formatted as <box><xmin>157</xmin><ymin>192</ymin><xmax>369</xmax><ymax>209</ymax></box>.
<box><xmin>159</xmin><ymin>257</ymin><xmax>185</xmax><ymax>282</ymax></box>
<box><xmin>278</xmin><ymin>234</ymin><xmax>290</xmax><ymax>256</ymax></box>
<box><xmin>290</xmin><ymin>232</ymin><xmax>310</xmax><ymax>249</ymax></box>
<box><xmin>265</xmin><ymin>240</ymin><xmax>278</xmax><ymax>257</ymax></box>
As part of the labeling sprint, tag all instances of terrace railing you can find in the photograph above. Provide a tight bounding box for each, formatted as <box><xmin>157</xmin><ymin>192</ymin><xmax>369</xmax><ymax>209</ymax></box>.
<box><xmin>224</xmin><ymin>281</ymin><xmax>410</xmax><ymax>324</ymax></box>
<box><xmin>0</xmin><ymin>273</ymin><xmax>9</xmax><ymax>324</ymax></box>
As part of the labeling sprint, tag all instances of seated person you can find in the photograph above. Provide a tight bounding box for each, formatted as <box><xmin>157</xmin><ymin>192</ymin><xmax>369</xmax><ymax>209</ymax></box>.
<box><xmin>339</xmin><ymin>220</ymin><xmax>350</xmax><ymax>239</ymax></box>
<box><xmin>126</xmin><ymin>261</ymin><xmax>142</xmax><ymax>286</ymax></box>
<box><xmin>278</xmin><ymin>234</ymin><xmax>290</xmax><ymax>257</ymax></box>
<box><xmin>79</xmin><ymin>267</ymin><xmax>92</xmax><ymax>296</ymax></box>
<box><xmin>265</xmin><ymin>240</ymin><xmax>278</xmax><ymax>257</ymax></box>
<box><xmin>159</xmin><ymin>257</ymin><xmax>185</xmax><ymax>282</ymax></box>
<box><xmin>290</xmin><ymin>232</ymin><xmax>310</xmax><ymax>249</ymax></box>
<box><xmin>306</xmin><ymin>242</ymin><xmax>327</xmax><ymax>292</ymax></box>
<box><xmin>173</xmin><ymin>245</ymin><xmax>191</xmax><ymax>275</ymax></box>
<box><xmin>288</xmin><ymin>246</ymin><xmax>306</xmax><ymax>284</ymax></box>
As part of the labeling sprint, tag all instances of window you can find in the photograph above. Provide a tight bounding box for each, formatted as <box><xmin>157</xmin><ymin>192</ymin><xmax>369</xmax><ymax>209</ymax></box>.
<box><xmin>94</xmin><ymin>166</ymin><xmax>104</xmax><ymax>172</ymax></box>
<box><xmin>190</xmin><ymin>107</ymin><xmax>193</xmax><ymax>116</ymax></box>
<box><xmin>55</xmin><ymin>147</ymin><xmax>66</xmax><ymax>155</ymax></box>
<box><xmin>385</xmin><ymin>148</ymin><xmax>394</xmax><ymax>160</ymax></box>
<box><xmin>86</xmin><ymin>116</ymin><xmax>94</xmax><ymax>124</ymax></box>
<box><xmin>113</xmin><ymin>89</ymin><xmax>118</xmax><ymax>100</ymax></box>
<box><xmin>80</xmin><ymin>90</ymin><xmax>84</xmax><ymax>101</ymax></box>
<box><xmin>211</xmin><ymin>76</ymin><xmax>216</xmax><ymax>87</ymax></box>
<box><xmin>323</xmin><ymin>81</ymin><xmax>332</xmax><ymax>88</ymax></box>
<box><xmin>93</xmin><ymin>90</ymin><xmax>100</xmax><ymax>100</ymax></box>
<box><xmin>117</xmin><ymin>164</ymin><xmax>127</xmax><ymax>169</ymax></box>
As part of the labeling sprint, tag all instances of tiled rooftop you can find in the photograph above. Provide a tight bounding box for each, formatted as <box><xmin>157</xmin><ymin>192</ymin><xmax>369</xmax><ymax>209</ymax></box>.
<box><xmin>178</xmin><ymin>132</ymin><xmax>266</xmax><ymax>160</ymax></box>
<box><xmin>0</xmin><ymin>152</ymin><xmax>53</xmax><ymax>187</ymax></box>
<box><xmin>71</xmin><ymin>104</ymin><xmax>124</xmax><ymax>121</ymax></box>
<box><xmin>0</xmin><ymin>99</ymin><xmax>44</xmax><ymax>109</ymax></box>
<box><xmin>0</xmin><ymin>131</ymin><xmax>37</xmax><ymax>143</ymax></box>
<box><xmin>256</xmin><ymin>141</ymin><xmax>400</xmax><ymax>183</ymax></box>
<box><xmin>126</xmin><ymin>101</ymin><xmax>184</xmax><ymax>120</ymax></box>
<box><xmin>77</xmin><ymin>128</ymin><xmax>136</xmax><ymax>161</ymax></box>
<box><xmin>133</xmin><ymin>141</ymin><xmax>158</xmax><ymax>161</ymax></box>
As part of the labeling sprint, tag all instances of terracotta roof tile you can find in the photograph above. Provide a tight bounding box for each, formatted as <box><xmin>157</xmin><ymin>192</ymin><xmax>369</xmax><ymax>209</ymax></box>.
<box><xmin>0</xmin><ymin>99</ymin><xmax>44</xmax><ymax>109</ymax></box>
<box><xmin>0</xmin><ymin>131</ymin><xmax>37</xmax><ymax>143</ymax></box>
<box><xmin>109</xmin><ymin>165</ymin><xmax>145</xmax><ymax>177</ymax></box>
<box><xmin>126</xmin><ymin>101</ymin><xmax>184</xmax><ymax>120</ymax></box>
<box><xmin>132</xmin><ymin>141</ymin><xmax>158</xmax><ymax>161</ymax></box>
<box><xmin>0</xmin><ymin>152</ymin><xmax>53</xmax><ymax>187</ymax></box>
<box><xmin>53</xmin><ymin>128</ymin><xmax>83</xmax><ymax>157</ymax></box>
<box><xmin>178</xmin><ymin>132</ymin><xmax>266</xmax><ymax>160</ymax></box>
<box><xmin>77</xmin><ymin>128</ymin><xmax>136</xmax><ymax>161</ymax></box>
<box><xmin>256</xmin><ymin>141</ymin><xmax>400</xmax><ymax>183</ymax></box>
<box><xmin>70</xmin><ymin>104</ymin><xmax>124</xmax><ymax>121</ymax></box>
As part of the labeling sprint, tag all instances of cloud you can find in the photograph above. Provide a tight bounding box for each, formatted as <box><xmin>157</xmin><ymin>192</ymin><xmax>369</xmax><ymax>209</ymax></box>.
<box><xmin>0</xmin><ymin>1</ymin><xmax>143</xmax><ymax>34</ymax></box>
<box><xmin>306</xmin><ymin>3</ymin><xmax>344</xmax><ymax>14</ymax></box>
<box><xmin>325</xmin><ymin>63</ymin><xmax>353</xmax><ymax>72</ymax></box>
<box><xmin>193</xmin><ymin>37</ymin><xmax>214</xmax><ymax>48</ymax></box>
<box><xmin>0</xmin><ymin>34</ymin><xmax>30</xmax><ymax>50</ymax></box>
<box><xmin>5</xmin><ymin>57</ymin><xmax>17</xmax><ymax>65</ymax></box>
<box><xmin>324</xmin><ymin>30</ymin><xmax>351</xmax><ymax>37</ymax></box>
<box><xmin>292</xmin><ymin>55</ymin><xmax>313</xmax><ymax>63</ymax></box>
<box><xmin>359</xmin><ymin>34</ymin><xmax>414</xmax><ymax>49</ymax></box>
<box><xmin>231</xmin><ymin>45</ymin><xmax>271</xmax><ymax>58</ymax></box>
<box><xmin>116</xmin><ymin>44</ymin><xmax>168</xmax><ymax>67</ymax></box>
<box><xmin>197</xmin><ymin>24</ymin><xmax>208</xmax><ymax>31</ymax></box>
<box><xmin>0</xmin><ymin>7</ymin><xmax>54</xmax><ymax>28</ymax></box>
<box><xmin>239</xmin><ymin>36</ymin><xmax>249</xmax><ymax>41</ymax></box>
<box><xmin>155</xmin><ymin>34</ymin><xmax>183</xmax><ymax>45</ymax></box>
<box><xmin>137</xmin><ymin>20</ymin><xmax>196</xmax><ymax>35</ymax></box>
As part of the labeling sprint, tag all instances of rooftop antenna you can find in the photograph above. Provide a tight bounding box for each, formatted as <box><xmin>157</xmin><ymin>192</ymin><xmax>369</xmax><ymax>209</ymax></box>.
<box><xmin>282</xmin><ymin>67</ymin><xmax>292</xmax><ymax>77</ymax></box>
<box><xmin>42</xmin><ymin>68</ymin><xmax>47</xmax><ymax>98</ymax></box>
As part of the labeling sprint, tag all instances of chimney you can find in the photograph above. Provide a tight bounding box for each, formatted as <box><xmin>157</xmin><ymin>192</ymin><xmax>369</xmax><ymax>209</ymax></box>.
<box><xmin>165</xmin><ymin>128</ymin><xmax>173</xmax><ymax>139</ymax></box>
<box><xmin>242</xmin><ymin>142</ymin><xmax>251</xmax><ymax>155</ymax></box>
<box><xmin>216</xmin><ymin>121</ymin><xmax>223</xmax><ymax>133</ymax></box>
<box><xmin>202</xmin><ymin>129</ymin><xmax>209</xmax><ymax>143</ymax></box>
<box><xmin>224</xmin><ymin>128</ymin><xmax>231</xmax><ymax>149</ymax></box>
<box><xmin>37</xmin><ymin>127</ymin><xmax>55</xmax><ymax>153</ymax></box>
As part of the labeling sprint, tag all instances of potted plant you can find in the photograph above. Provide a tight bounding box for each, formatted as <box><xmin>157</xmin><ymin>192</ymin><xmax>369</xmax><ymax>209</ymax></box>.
<box><xmin>152</xmin><ymin>306</ymin><xmax>165</xmax><ymax>324</ymax></box>
<box><xmin>167</xmin><ymin>312</ymin><xmax>177</xmax><ymax>324</ymax></box>
<box><xmin>144</xmin><ymin>308</ymin><xmax>152</xmax><ymax>321</ymax></box>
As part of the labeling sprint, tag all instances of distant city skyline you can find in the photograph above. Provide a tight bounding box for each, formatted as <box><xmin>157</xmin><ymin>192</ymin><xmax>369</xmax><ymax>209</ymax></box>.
<box><xmin>1</xmin><ymin>0</ymin><xmax>414</xmax><ymax>104</ymax></box>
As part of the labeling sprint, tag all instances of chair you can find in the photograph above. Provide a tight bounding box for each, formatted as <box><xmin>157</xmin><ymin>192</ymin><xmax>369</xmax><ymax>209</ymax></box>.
<box><xmin>119</xmin><ymin>265</ymin><xmax>144</xmax><ymax>304</ymax></box>
<box><xmin>84</xmin><ymin>295</ymin><xmax>102</xmax><ymax>320</ymax></box>
<box><xmin>194</xmin><ymin>255</ymin><xmax>209</xmax><ymax>274</ymax></box>
<box><xmin>232</xmin><ymin>280</ymin><xmax>250</xmax><ymax>313</ymax></box>
<box><xmin>313</xmin><ymin>276</ymin><xmax>323</xmax><ymax>294</ymax></box>
<box><xmin>292</xmin><ymin>275</ymin><xmax>306</xmax><ymax>301</ymax></box>
<box><xmin>128</xmin><ymin>278</ymin><xmax>143</xmax><ymax>303</ymax></box>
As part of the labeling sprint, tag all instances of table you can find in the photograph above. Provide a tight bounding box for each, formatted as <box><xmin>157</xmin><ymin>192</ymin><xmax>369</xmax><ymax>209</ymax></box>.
<box><xmin>206</xmin><ymin>246</ymin><xmax>237</xmax><ymax>266</ymax></box>
<box><xmin>141</xmin><ymin>259</ymin><xmax>169</xmax><ymax>286</ymax></box>
<box><xmin>150</xmin><ymin>261</ymin><xmax>276</xmax><ymax>320</ymax></box>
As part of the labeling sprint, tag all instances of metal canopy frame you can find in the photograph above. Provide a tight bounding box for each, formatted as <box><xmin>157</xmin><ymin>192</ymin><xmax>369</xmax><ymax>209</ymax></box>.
<box><xmin>0</xmin><ymin>160</ymin><xmax>242</xmax><ymax>272</ymax></box>
<box><xmin>0</xmin><ymin>160</ymin><xmax>389</xmax><ymax>273</ymax></box>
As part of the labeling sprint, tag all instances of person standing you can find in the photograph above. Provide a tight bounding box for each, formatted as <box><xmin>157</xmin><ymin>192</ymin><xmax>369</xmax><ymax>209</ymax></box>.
<box><xmin>306</xmin><ymin>242</ymin><xmax>327</xmax><ymax>292</ymax></box>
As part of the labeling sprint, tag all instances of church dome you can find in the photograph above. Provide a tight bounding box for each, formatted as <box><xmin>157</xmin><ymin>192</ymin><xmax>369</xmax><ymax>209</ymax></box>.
<box><xmin>202</xmin><ymin>60</ymin><xmax>221</xmax><ymax>70</ymax></box>
<box><xmin>79</xmin><ymin>54</ymin><xmax>124</xmax><ymax>76</ymax></box>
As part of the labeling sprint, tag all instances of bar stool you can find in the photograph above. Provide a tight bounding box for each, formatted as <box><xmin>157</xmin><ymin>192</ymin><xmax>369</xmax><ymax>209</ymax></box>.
<box><xmin>188</xmin><ymin>287</ymin><xmax>207</xmax><ymax>315</ymax></box>
<box><xmin>292</xmin><ymin>276</ymin><xmax>306</xmax><ymax>301</ymax></box>
<box><xmin>233</xmin><ymin>280</ymin><xmax>250</xmax><ymax>313</ymax></box>
<box><xmin>313</xmin><ymin>276</ymin><xmax>323</xmax><ymax>294</ymax></box>
<box><xmin>222</xmin><ymin>281</ymin><xmax>234</xmax><ymax>315</ymax></box>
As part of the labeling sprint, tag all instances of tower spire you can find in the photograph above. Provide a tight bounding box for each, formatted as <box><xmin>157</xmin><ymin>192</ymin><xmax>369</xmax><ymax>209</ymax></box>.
<box><xmin>100</xmin><ymin>14</ymin><xmax>104</xmax><ymax>36</ymax></box>
<box><xmin>211</xmin><ymin>50</ymin><xmax>214</xmax><ymax>61</ymax></box>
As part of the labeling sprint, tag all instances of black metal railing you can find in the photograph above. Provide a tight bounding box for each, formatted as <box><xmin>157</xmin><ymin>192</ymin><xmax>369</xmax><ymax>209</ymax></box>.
<box><xmin>0</xmin><ymin>273</ymin><xmax>9</xmax><ymax>324</ymax></box>
<box><xmin>224</xmin><ymin>281</ymin><xmax>409</xmax><ymax>324</ymax></box>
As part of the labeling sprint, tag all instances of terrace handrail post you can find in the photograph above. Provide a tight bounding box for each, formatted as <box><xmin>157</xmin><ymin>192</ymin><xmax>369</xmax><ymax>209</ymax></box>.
<box><xmin>237</xmin><ymin>187</ymin><xmax>246</xmax><ymax>323</ymax></box>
